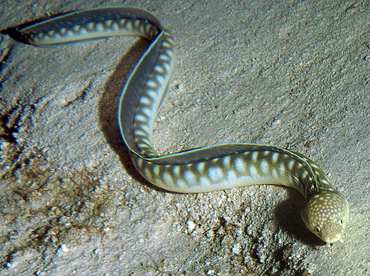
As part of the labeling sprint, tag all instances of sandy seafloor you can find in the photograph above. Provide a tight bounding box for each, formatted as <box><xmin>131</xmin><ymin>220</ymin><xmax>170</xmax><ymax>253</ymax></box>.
<box><xmin>0</xmin><ymin>0</ymin><xmax>369</xmax><ymax>275</ymax></box>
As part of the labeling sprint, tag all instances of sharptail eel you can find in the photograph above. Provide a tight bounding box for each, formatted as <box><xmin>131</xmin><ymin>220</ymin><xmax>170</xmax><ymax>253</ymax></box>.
<box><xmin>11</xmin><ymin>6</ymin><xmax>349</xmax><ymax>245</ymax></box>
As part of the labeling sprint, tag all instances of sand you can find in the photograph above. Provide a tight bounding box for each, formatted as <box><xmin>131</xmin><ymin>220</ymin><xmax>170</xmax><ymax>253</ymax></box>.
<box><xmin>1</xmin><ymin>0</ymin><xmax>369</xmax><ymax>275</ymax></box>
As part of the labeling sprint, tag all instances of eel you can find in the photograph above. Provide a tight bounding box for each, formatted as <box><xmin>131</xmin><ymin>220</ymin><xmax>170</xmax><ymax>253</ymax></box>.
<box><xmin>11</xmin><ymin>6</ymin><xmax>349</xmax><ymax>245</ymax></box>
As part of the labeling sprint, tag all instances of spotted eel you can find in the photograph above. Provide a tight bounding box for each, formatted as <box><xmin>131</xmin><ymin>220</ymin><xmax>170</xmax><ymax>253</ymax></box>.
<box><xmin>12</xmin><ymin>6</ymin><xmax>349</xmax><ymax>244</ymax></box>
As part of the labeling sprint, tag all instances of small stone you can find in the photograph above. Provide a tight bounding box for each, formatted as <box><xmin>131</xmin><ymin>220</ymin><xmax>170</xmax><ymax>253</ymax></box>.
<box><xmin>59</xmin><ymin>244</ymin><xmax>69</xmax><ymax>253</ymax></box>
<box><xmin>186</xmin><ymin>220</ymin><xmax>196</xmax><ymax>233</ymax></box>
<box><xmin>5</xmin><ymin>262</ymin><xmax>15</xmax><ymax>268</ymax></box>
<box><xmin>232</xmin><ymin>243</ymin><xmax>242</xmax><ymax>254</ymax></box>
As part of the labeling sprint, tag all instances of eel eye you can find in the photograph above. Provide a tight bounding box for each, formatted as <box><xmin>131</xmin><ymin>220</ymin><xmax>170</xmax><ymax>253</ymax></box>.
<box><xmin>315</xmin><ymin>226</ymin><xmax>321</xmax><ymax>233</ymax></box>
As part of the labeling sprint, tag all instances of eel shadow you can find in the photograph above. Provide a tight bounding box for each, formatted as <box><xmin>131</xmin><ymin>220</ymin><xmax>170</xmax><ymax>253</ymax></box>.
<box><xmin>274</xmin><ymin>189</ymin><xmax>325</xmax><ymax>246</ymax></box>
<box><xmin>97</xmin><ymin>38</ymin><xmax>162</xmax><ymax>190</ymax></box>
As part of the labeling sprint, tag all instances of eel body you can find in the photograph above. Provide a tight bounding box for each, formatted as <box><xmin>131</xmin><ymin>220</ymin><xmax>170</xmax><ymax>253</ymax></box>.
<box><xmin>13</xmin><ymin>6</ymin><xmax>349</xmax><ymax>244</ymax></box>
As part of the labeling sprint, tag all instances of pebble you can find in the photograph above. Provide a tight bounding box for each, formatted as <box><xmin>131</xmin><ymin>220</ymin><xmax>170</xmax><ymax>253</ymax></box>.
<box><xmin>186</xmin><ymin>220</ymin><xmax>196</xmax><ymax>233</ymax></box>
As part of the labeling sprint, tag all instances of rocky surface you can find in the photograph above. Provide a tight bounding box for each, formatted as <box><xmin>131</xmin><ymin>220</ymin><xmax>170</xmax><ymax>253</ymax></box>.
<box><xmin>1</xmin><ymin>0</ymin><xmax>369</xmax><ymax>275</ymax></box>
